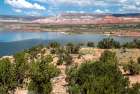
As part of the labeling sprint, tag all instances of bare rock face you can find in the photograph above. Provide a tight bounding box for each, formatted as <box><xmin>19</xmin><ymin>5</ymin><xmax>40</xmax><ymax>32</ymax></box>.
<box><xmin>33</xmin><ymin>13</ymin><xmax>140</xmax><ymax>25</ymax></box>
<box><xmin>14</xmin><ymin>88</ymin><xmax>28</xmax><ymax>94</ymax></box>
<box><xmin>51</xmin><ymin>65</ymin><xmax>68</xmax><ymax>94</ymax></box>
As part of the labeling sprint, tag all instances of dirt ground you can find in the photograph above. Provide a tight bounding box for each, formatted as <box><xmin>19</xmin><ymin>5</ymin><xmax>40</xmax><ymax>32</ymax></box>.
<box><xmin>80</xmin><ymin>48</ymin><xmax>140</xmax><ymax>64</ymax></box>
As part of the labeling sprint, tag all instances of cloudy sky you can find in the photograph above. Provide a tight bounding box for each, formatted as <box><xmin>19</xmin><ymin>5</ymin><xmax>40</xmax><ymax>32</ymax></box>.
<box><xmin>0</xmin><ymin>0</ymin><xmax>140</xmax><ymax>16</ymax></box>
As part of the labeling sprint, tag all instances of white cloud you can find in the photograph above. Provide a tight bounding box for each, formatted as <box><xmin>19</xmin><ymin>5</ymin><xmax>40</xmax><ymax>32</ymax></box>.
<box><xmin>43</xmin><ymin>0</ymin><xmax>140</xmax><ymax>13</ymax></box>
<box><xmin>14</xmin><ymin>9</ymin><xmax>22</xmax><ymax>13</ymax></box>
<box><xmin>94</xmin><ymin>9</ymin><xmax>104</xmax><ymax>13</ymax></box>
<box><xmin>119</xmin><ymin>0</ymin><xmax>140</xmax><ymax>13</ymax></box>
<box><xmin>33</xmin><ymin>0</ymin><xmax>47</xmax><ymax>3</ymax></box>
<box><xmin>25</xmin><ymin>11</ymin><xmax>42</xmax><ymax>16</ymax></box>
<box><xmin>55</xmin><ymin>0</ymin><xmax>91</xmax><ymax>6</ymax></box>
<box><xmin>5</xmin><ymin>0</ymin><xmax>140</xmax><ymax>15</ymax></box>
<box><xmin>5</xmin><ymin>0</ymin><xmax>46</xmax><ymax>10</ymax></box>
<box><xmin>34</xmin><ymin>0</ymin><xmax>123</xmax><ymax>6</ymax></box>
<box><xmin>65</xmin><ymin>10</ymin><xmax>85</xmax><ymax>14</ymax></box>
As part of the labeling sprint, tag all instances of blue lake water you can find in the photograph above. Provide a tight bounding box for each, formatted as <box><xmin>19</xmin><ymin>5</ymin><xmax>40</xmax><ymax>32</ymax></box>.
<box><xmin>0</xmin><ymin>30</ymin><xmax>139</xmax><ymax>56</ymax></box>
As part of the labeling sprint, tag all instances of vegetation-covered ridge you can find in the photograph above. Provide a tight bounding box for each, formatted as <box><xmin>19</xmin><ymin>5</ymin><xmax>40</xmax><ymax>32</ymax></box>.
<box><xmin>0</xmin><ymin>47</ymin><xmax>60</xmax><ymax>94</ymax></box>
<box><xmin>1</xmin><ymin>38</ymin><xmax>140</xmax><ymax>94</ymax></box>
<box><xmin>66</xmin><ymin>50</ymin><xmax>140</xmax><ymax>94</ymax></box>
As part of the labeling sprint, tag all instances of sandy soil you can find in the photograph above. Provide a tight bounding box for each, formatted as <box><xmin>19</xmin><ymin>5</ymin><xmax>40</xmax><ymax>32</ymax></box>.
<box><xmin>111</xmin><ymin>31</ymin><xmax>140</xmax><ymax>37</ymax></box>
<box><xmin>51</xmin><ymin>65</ymin><xmax>68</xmax><ymax>94</ymax></box>
<box><xmin>14</xmin><ymin>88</ymin><xmax>28</xmax><ymax>94</ymax></box>
<box><xmin>129</xmin><ymin>75</ymin><xmax>140</xmax><ymax>86</ymax></box>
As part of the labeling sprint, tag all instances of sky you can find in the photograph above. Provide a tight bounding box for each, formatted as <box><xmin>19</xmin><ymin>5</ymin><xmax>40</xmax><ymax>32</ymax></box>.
<box><xmin>0</xmin><ymin>0</ymin><xmax>140</xmax><ymax>16</ymax></box>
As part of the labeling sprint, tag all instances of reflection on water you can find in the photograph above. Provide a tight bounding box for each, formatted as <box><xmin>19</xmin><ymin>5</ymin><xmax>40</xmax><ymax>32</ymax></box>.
<box><xmin>0</xmin><ymin>30</ymin><xmax>139</xmax><ymax>56</ymax></box>
<box><xmin>0</xmin><ymin>30</ymin><xmax>138</xmax><ymax>43</ymax></box>
<box><xmin>0</xmin><ymin>30</ymin><xmax>64</xmax><ymax>42</ymax></box>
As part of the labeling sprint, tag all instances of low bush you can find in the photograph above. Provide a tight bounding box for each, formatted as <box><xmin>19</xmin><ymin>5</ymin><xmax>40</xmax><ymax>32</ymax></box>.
<box><xmin>98</xmin><ymin>38</ymin><xmax>121</xmax><ymax>49</ymax></box>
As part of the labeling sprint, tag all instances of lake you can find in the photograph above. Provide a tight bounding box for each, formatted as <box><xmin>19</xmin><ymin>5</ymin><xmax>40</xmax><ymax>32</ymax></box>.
<box><xmin>0</xmin><ymin>30</ymin><xmax>139</xmax><ymax>56</ymax></box>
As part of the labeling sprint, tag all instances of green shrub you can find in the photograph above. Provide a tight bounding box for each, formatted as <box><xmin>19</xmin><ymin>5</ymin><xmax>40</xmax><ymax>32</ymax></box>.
<box><xmin>67</xmin><ymin>61</ymin><xmax>129</xmax><ymax>94</ymax></box>
<box><xmin>100</xmin><ymin>50</ymin><xmax>118</xmax><ymax>64</ymax></box>
<box><xmin>66</xmin><ymin>43</ymin><xmax>80</xmax><ymax>54</ymax></box>
<box><xmin>137</xmin><ymin>57</ymin><xmax>140</xmax><ymax>64</ymax></box>
<box><xmin>87</xmin><ymin>42</ymin><xmax>95</xmax><ymax>47</ymax></box>
<box><xmin>14</xmin><ymin>52</ymin><xmax>29</xmax><ymax>86</ymax></box>
<box><xmin>123</xmin><ymin>60</ymin><xmax>140</xmax><ymax>75</ymax></box>
<box><xmin>98</xmin><ymin>38</ymin><xmax>120</xmax><ymax>49</ymax></box>
<box><xmin>48</xmin><ymin>42</ymin><xmax>60</xmax><ymax>48</ymax></box>
<box><xmin>128</xmin><ymin>83</ymin><xmax>140</xmax><ymax>94</ymax></box>
<box><xmin>0</xmin><ymin>59</ymin><xmax>17</xmax><ymax>94</ymax></box>
<box><xmin>67</xmin><ymin>51</ymin><xmax>128</xmax><ymax>94</ymax></box>
<box><xmin>123</xmin><ymin>39</ymin><xmax>140</xmax><ymax>48</ymax></box>
<box><xmin>29</xmin><ymin>58</ymin><xmax>60</xmax><ymax>94</ymax></box>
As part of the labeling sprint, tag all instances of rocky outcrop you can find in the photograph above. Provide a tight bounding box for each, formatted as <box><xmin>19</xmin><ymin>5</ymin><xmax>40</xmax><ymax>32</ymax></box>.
<box><xmin>51</xmin><ymin>65</ymin><xmax>68</xmax><ymax>94</ymax></box>
<box><xmin>33</xmin><ymin>13</ymin><xmax>140</xmax><ymax>25</ymax></box>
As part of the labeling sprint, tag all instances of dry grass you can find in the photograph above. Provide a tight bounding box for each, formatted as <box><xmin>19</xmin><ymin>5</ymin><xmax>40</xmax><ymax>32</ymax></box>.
<box><xmin>80</xmin><ymin>48</ymin><xmax>140</xmax><ymax>64</ymax></box>
<box><xmin>115</xmin><ymin>49</ymin><xmax>140</xmax><ymax>64</ymax></box>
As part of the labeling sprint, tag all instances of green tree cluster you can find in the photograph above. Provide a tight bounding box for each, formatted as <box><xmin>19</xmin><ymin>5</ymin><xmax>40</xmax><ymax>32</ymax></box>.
<box><xmin>0</xmin><ymin>51</ymin><xmax>28</xmax><ymax>94</ymax></box>
<box><xmin>87</xmin><ymin>42</ymin><xmax>95</xmax><ymax>47</ymax></box>
<box><xmin>48</xmin><ymin>42</ymin><xmax>60</xmax><ymax>49</ymax></box>
<box><xmin>14</xmin><ymin>52</ymin><xmax>29</xmax><ymax>87</ymax></box>
<box><xmin>123</xmin><ymin>39</ymin><xmax>140</xmax><ymax>48</ymax></box>
<box><xmin>98</xmin><ymin>38</ymin><xmax>121</xmax><ymax>49</ymax></box>
<box><xmin>66</xmin><ymin>43</ymin><xmax>80</xmax><ymax>54</ymax></box>
<box><xmin>0</xmin><ymin>50</ymin><xmax>59</xmax><ymax>94</ymax></box>
<box><xmin>28</xmin><ymin>57</ymin><xmax>60</xmax><ymax>94</ymax></box>
<box><xmin>57</xmin><ymin>47</ymin><xmax>73</xmax><ymax>65</ymax></box>
<box><xmin>67</xmin><ymin>51</ymin><xmax>140</xmax><ymax>94</ymax></box>
<box><xmin>0</xmin><ymin>59</ymin><xmax>17</xmax><ymax>94</ymax></box>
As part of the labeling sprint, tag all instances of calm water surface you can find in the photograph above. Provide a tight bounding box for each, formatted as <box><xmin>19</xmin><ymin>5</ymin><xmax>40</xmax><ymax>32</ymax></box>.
<box><xmin>0</xmin><ymin>30</ymin><xmax>139</xmax><ymax>56</ymax></box>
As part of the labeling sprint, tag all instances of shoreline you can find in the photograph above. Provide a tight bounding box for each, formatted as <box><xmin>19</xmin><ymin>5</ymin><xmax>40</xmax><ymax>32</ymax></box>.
<box><xmin>104</xmin><ymin>31</ymin><xmax>140</xmax><ymax>37</ymax></box>
<box><xmin>1</xmin><ymin>21</ymin><xmax>140</xmax><ymax>37</ymax></box>
<box><xmin>2</xmin><ymin>28</ymin><xmax>140</xmax><ymax>37</ymax></box>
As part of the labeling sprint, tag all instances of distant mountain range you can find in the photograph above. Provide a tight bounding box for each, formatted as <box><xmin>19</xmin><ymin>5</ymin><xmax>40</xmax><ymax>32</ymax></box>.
<box><xmin>112</xmin><ymin>13</ymin><xmax>140</xmax><ymax>17</ymax></box>
<box><xmin>32</xmin><ymin>13</ymin><xmax>140</xmax><ymax>24</ymax></box>
<box><xmin>0</xmin><ymin>15</ymin><xmax>45</xmax><ymax>22</ymax></box>
<box><xmin>59</xmin><ymin>13</ymin><xmax>140</xmax><ymax>18</ymax></box>
<box><xmin>1</xmin><ymin>13</ymin><xmax>140</xmax><ymax>24</ymax></box>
